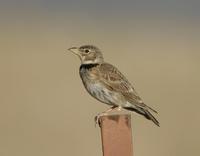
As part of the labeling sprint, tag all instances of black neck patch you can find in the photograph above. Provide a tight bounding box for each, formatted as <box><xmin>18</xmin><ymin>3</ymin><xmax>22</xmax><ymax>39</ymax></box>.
<box><xmin>80</xmin><ymin>63</ymin><xmax>99</xmax><ymax>70</ymax></box>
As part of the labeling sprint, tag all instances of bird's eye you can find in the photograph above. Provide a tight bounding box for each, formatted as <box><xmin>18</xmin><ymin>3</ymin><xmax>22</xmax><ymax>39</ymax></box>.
<box><xmin>84</xmin><ymin>49</ymin><xmax>90</xmax><ymax>53</ymax></box>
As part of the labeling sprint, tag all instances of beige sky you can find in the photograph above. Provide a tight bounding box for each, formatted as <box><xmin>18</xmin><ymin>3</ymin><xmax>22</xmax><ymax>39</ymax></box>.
<box><xmin>0</xmin><ymin>1</ymin><xmax>200</xmax><ymax>156</ymax></box>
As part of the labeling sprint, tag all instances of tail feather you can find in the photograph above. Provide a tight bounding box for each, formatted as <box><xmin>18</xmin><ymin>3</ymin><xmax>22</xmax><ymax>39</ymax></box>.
<box><xmin>124</xmin><ymin>106</ymin><xmax>160</xmax><ymax>127</ymax></box>
<box><xmin>146</xmin><ymin>105</ymin><xmax>158</xmax><ymax>114</ymax></box>
<box><xmin>144</xmin><ymin>109</ymin><xmax>160</xmax><ymax>126</ymax></box>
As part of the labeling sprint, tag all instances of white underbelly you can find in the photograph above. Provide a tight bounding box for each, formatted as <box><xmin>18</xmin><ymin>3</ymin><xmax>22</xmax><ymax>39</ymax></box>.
<box><xmin>86</xmin><ymin>82</ymin><xmax>122</xmax><ymax>105</ymax></box>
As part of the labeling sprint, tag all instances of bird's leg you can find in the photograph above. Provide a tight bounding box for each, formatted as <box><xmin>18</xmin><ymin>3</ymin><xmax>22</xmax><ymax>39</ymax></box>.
<box><xmin>94</xmin><ymin>105</ymin><xmax>119</xmax><ymax>127</ymax></box>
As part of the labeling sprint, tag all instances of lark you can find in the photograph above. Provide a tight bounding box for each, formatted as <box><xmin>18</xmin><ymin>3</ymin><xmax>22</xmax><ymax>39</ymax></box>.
<box><xmin>68</xmin><ymin>45</ymin><xmax>159</xmax><ymax>126</ymax></box>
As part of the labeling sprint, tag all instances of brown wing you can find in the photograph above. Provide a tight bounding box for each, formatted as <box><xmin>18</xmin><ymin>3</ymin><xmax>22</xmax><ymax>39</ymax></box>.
<box><xmin>97</xmin><ymin>63</ymin><xmax>158</xmax><ymax>113</ymax></box>
<box><xmin>98</xmin><ymin>63</ymin><xmax>144</xmax><ymax>105</ymax></box>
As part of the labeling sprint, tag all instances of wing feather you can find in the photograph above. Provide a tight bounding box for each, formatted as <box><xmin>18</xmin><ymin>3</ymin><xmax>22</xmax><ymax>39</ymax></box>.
<box><xmin>98</xmin><ymin>63</ymin><xmax>144</xmax><ymax>106</ymax></box>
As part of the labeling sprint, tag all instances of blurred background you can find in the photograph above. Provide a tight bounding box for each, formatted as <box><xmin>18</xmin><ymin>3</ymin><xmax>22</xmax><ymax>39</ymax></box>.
<box><xmin>0</xmin><ymin>0</ymin><xmax>200</xmax><ymax>156</ymax></box>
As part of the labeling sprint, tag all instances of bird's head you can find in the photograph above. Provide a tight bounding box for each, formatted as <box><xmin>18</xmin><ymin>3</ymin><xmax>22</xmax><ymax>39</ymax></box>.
<box><xmin>68</xmin><ymin>45</ymin><xmax>104</xmax><ymax>64</ymax></box>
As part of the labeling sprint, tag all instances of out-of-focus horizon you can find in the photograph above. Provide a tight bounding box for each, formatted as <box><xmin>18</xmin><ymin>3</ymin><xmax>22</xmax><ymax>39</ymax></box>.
<box><xmin>0</xmin><ymin>0</ymin><xmax>200</xmax><ymax>156</ymax></box>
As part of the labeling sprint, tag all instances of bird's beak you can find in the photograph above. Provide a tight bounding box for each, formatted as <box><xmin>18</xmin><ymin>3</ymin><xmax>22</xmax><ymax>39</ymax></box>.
<box><xmin>68</xmin><ymin>47</ymin><xmax>79</xmax><ymax>55</ymax></box>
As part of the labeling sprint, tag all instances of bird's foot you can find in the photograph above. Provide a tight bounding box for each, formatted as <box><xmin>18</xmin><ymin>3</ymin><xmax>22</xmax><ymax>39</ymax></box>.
<box><xmin>94</xmin><ymin>113</ymin><xmax>106</xmax><ymax>127</ymax></box>
<box><xmin>94</xmin><ymin>106</ymin><xmax>119</xmax><ymax>127</ymax></box>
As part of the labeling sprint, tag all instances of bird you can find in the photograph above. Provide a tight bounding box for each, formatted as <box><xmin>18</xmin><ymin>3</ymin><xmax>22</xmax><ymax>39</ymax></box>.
<box><xmin>68</xmin><ymin>45</ymin><xmax>159</xmax><ymax>126</ymax></box>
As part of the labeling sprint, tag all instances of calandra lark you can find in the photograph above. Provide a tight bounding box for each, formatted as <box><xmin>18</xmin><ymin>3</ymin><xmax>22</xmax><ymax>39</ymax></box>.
<box><xmin>68</xmin><ymin>45</ymin><xmax>159</xmax><ymax>126</ymax></box>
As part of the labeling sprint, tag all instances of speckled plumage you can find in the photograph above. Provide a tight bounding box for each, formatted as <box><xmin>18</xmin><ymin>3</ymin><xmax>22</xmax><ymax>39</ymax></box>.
<box><xmin>69</xmin><ymin>45</ymin><xmax>159</xmax><ymax>126</ymax></box>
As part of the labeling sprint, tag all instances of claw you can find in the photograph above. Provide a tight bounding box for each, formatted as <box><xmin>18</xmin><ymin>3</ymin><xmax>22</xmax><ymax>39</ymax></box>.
<box><xmin>94</xmin><ymin>106</ymin><xmax>120</xmax><ymax>127</ymax></box>
<box><xmin>94</xmin><ymin>114</ymin><xmax>102</xmax><ymax>127</ymax></box>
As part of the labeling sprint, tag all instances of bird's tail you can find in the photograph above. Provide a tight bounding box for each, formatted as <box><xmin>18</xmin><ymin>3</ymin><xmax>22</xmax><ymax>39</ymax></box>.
<box><xmin>124</xmin><ymin>106</ymin><xmax>160</xmax><ymax>127</ymax></box>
